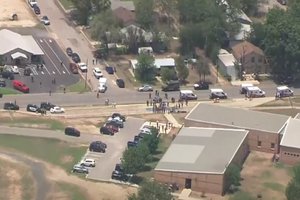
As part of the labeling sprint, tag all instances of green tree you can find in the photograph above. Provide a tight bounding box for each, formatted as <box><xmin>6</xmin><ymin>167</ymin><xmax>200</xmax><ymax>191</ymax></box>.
<box><xmin>239</xmin><ymin>0</ymin><xmax>258</xmax><ymax>16</ymax></box>
<box><xmin>286</xmin><ymin>165</ymin><xmax>300</xmax><ymax>200</ymax></box>
<box><xmin>128</xmin><ymin>180</ymin><xmax>172</xmax><ymax>200</ymax></box>
<box><xmin>135</xmin><ymin>54</ymin><xmax>156</xmax><ymax>83</ymax></box>
<box><xmin>122</xmin><ymin>144</ymin><xmax>150</xmax><ymax>174</ymax></box>
<box><xmin>195</xmin><ymin>56</ymin><xmax>210</xmax><ymax>81</ymax></box>
<box><xmin>224</xmin><ymin>164</ymin><xmax>241</xmax><ymax>191</ymax></box>
<box><xmin>135</xmin><ymin>0</ymin><xmax>154</xmax><ymax>29</ymax></box>
<box><xmin>140</xmin><ymin>127</ymin><xmax>159</xmax><ymax>154</ymax></box>
<box><xmin>176</xmin><ymin>57</ymin><xmax>189</xmax><ymax>81</ymax></box>
<box><xmin>71</xmin><ymin>0</ymin><xmax>92</xmax><ymax>25</ymax></box>
<box><xmin>160</xmin><ymin>68</ymin><xmax>177</xmax><ymax>83</ymax></box>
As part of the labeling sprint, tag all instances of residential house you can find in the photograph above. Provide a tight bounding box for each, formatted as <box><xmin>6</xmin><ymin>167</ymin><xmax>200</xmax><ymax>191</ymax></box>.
<box><xmin>231</xmin><ymin>41</ymin><xmax>268</xmax><ymax>74</ymax></box>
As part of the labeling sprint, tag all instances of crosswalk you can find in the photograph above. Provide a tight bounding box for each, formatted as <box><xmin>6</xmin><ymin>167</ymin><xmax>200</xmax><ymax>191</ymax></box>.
<box><xmin>18</xmin><ymin>64</ymin><xmax>69</xmax><ymax>76</ymax></box>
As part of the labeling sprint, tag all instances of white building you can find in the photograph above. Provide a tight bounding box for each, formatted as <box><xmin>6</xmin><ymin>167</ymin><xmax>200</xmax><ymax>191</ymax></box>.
<box><xmin>130</xmin><ymin>58</ymin><xmax>175</xmax><ymax>70</ymax></box>
<box><xmin>217</xmin><ymin>49</ymin><xmax>239</xmax><ymax>81</ymax></box>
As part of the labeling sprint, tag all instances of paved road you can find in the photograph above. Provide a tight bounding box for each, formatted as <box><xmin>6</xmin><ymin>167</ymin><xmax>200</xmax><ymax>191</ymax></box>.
<box><xmin>0</xmin><ymin>151</ymin><xmax>51</xmax><ymax>200</ymax></box>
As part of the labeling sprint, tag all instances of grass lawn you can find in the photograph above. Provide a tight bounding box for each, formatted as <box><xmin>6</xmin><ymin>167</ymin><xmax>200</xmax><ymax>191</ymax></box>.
<box><xmin>0</xmin><ymin>116</ymin><xmax>65</xmax><ymax>130</ymax></box>
<box><xmin>59</xmin><ymin>0</ymin><xmax>74</xmax><ymax>10</ymax></box>
<box><xmin>0</xmin><ymin>134</ymin><xmax>86</xmax><ymax>171</ymax></box>
<box><xmin>229</xmin><ymin>191</ymin><xmax>256</xmax><ymax>200</ymax></box>
<box><xmin>67</xmin><ymin>79</ymin><xmax>91</xmax><ymax>93</ymax></box>
<box><xmin>0</xmin><ymin>87</ymin><xmax>20</xmax><ymax>95</ymax></box>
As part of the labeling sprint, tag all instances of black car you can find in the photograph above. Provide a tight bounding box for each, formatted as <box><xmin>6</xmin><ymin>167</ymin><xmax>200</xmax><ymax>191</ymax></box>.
<box><xmin>127</xmin><ymin>141</ymin><xmax>138</xmax><ymax>148</ymax></box>
<box><xmin>194</xmin><ymin>81</ymin><xmax>209</xmax><ymax>90</ymax></box>
<box><xmin>105</xmin><ymin>66</ymin><xmax>114</xmax><ymax>74</ymax></box>
<box><xmin>115</xmin><ymin>164</ymin><xmax>124</xmax><ymax>172</ymax></box>
<box><xmin>26</xmin><ymin>104</ymin><xmax>41</xmax><ymax>112</ymax></box>
<box><xmin>65</xmin><ymin>127</ymin><xmax>80</xmax><ymax>137</ymax></box>
<box><xmin>40</xmin><ymin>102</ymin><xmax>55</xmax><ymax>111</ymax></box>
<box><xmin>3</xmin><ymin>102</ymin><xmax>19</xmax><ymax>110</ymax></box>
<box><xmin>66</xmin><ymin>47</ymin><xmax>73</xmax><ymax>56</ymax></box>
<box><xmin>89</xmin><ymin>141</ymin><xmax>107</xmax><ymax>153</ymax></box>
<box><xmin>71</xmin><ymin>53</ymin><xmax>81</xmax><ymax>63</ymax></box>
<box><xmin>111</xmin><ymin>170</ymin><xmax>129</xmax><ymax>181</ymax></box>
<box><xmin>24</xmin><ymin>67</ymin><xmax>32</xmax><ymax>76</ymax></box>
<box><xmin>106</xmin><ymin>120</ymin><xmax>124</xmax><ymax>128</ymax></box>
<box><xmin>1</xmin><ymin>71</ymin><xmax>14</xmax><ymax>80</ymax></box>
<box><xmin>100</xmin><ymin>126</ymin><xmax>114</xmax><ymax>136</ymax></box>
<box><xmin>116</xmin><ymin>79</ymin><xmax>125</xmax><ymax>88</ymax></box>
<box><xmin>112</xmin><ymin>113</ymin><xmax>126</xmax><ymax>122</ymax></box>
<box><xmin>134</xmin><ymin>135</ymin><xmax>143</xmax><ymax>143</ymax></box>
<box><xmin>33</xmin><ymin>4</ymin><xmax>40</xmax><ymax>15</ymax></box>
<box><xmin>0</xmin><ymin>79</ymin><xmax>6</xmax><ymax>87</ymax></box>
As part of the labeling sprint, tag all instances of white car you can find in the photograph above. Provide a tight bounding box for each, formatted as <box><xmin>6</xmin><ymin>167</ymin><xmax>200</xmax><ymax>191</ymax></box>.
<box><xmin>41</xmin><ymin>16</ymin><xmax>50</xmax><ymax>25</ymax></box>
<box><xmin>107</xmin><ymin>116</ymin><xmax>123</xmax><ymax>123</ymax></box>
<box><xmin>80</xmin><ymin>158</ymin><xmax>96</xmax><ymax>167</ymax></box>
<box><xmin>12</xmin><ymin>66</ymin><xmax>19</xmax><ymax>74</ymax></box>
<box><xmin>138</xmin><ymin>85</ymin><xmax>153</xmax><ymax>92</ymax></box>
<box><xmin>78</xmin><ymin>63</ymin><xmax>88</xmax><ymax>72</ymax></box>
<box><xmin>28</xmin><ymin>0</ymin><xmax>37</xmax><ymax>7</ymax></box>
<box><xmin>93</xmin><ymin>67</ymin><xmax>103</xmax><ymax>78</ymax></box>
<box><xmin>50</xmin><ymin>106</ymin><xmax>65</xmax><ymax>113</ymax></box>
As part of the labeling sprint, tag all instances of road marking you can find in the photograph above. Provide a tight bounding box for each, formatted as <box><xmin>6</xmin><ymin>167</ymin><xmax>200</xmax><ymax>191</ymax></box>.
<box><xmin>53</xmin><ymin>71</ymin><xmax>56</xmax><ymax>74</ymax></box>
<box><xmin>31</xmin><ymin>66</ymin><xmax>38</xmax><ymax>75</ymax></box>
<box><xmin>44</xmin><ymin>39</ymin><xmax>71</xmax><ymax>75</ymax></box>
<box><xmin>35</xmin><ymin>38</ymin><xmax>61</xmax><ymax>75</ymax></box>
<box><xmin>62</xmin><ymin>71</ymin><xmax>65</xmax><ymax>74</ymax></box>
<box><xmin>43</xmin><ymin>64</ymin><xmax>51</xmax><ymax>75</ymax></box>
<box><xmin>40</xmin><ymin>39</ymin><xmax>43</xmax><ymax>43</ymax></box>
<box><xmin>41</xmin><ymin>71</ymin><xmax>44</xmax><ymax>75</ymax></box>
<box><xmin>49</xmin><ymin>39</ymin><xmax>52</xmax><ymax>43</ymax></box>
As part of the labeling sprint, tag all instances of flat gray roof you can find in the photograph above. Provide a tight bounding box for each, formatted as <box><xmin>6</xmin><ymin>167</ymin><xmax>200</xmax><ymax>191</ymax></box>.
<box><xmin>281</xmin><ymin>119</ymin><xmax>300</xmax><ymax>148</ymax></box>
<box><xmin>185</xmin><ymin>103</ymin><xmax>290</xmax><ymax>133</ymax></box>
<box><xmin>155</xmin><ymin>127</ymin><xmax>248</xmax><ymax>174</ymax></box>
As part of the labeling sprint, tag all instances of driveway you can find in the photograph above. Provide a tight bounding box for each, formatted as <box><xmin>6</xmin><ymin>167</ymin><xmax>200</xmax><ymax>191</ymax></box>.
<box><xmin>85</xmin><ymin>117</ymin><xmax>145</xmax><ymax>181</ymax></box>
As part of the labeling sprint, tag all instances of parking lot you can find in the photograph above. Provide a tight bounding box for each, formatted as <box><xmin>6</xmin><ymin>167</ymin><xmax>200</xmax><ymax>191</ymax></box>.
<box><xmin>81</xmin><ymin>117</ymin><xmax>145</xmax><ymax>181</ymax></box>
<box><xmin>3</xmin><ymin>37</ymin><xmax>80</xmax><ymax>93</ymax></box>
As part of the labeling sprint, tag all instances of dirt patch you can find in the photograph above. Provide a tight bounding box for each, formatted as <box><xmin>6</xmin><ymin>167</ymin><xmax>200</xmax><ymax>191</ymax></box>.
<box><xmin>0</xmin><ymin>0</ymin><xmax>38</xmax><ymax>27</ymax></box>
<box><xmin>60</xmin><ymin>155</ymin><xmax>74</xmax><ymax>164</ymax></box>
<box><xmin>6</xmin><ymin>169</ymin><xmax>22</xmax><ymax>200</ymax></box>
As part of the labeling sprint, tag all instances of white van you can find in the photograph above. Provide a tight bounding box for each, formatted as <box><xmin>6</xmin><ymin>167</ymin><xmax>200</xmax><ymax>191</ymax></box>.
<box><xmin>276</xmin><ymin>86</ymin><xmax>293</xmax><ymax>97</ymax></box>
<box><xmin>98</xmin><ymin>77</ymin><xmax>107</xmax><ymax>93</ymax></box>
<box><xmin>210</xmin><ymin>88</ymin><xmax>227</xmax><ymax>99</ymax></box>
<box><xmin>246</xmin><ymin>86</ymin><xmax>266</xmax><ymax>98</ymax></box>
<box><xmin>179</xmin><ymin>90</ymin><xmax>197</xmax><ymax>100</ymax></box>
<box><xmin>240</xmin><ymin>83</ymin><xmax>253</xmax><ymax>94</ymax></box>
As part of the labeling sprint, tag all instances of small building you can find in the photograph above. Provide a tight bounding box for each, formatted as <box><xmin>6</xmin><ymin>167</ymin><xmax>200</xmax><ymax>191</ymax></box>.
<box><xmin>113</xmin><ymin>7</ymin><xmax>136</xmax><ymax>26</ymax></box>
<box><xmin>120</xmin><ymin>24</ymin><xmax>153</xmax><ymax>43</ymax></box>
<box><xmin>111</xmin><ymin>0</ymin><xmax>135</xmax><ymax>11</ymax></box>
<box><xmin>217</xmin><ymin>49</ymin><xmax>239</xmax><ymax>81</ymax></box>
<box><xmin>130</xmin><ymin>58</ymin><xmax>175</xmax><ymax>70</ymax></box>
<box><xmin>231</xmin><ymin>41</ymin><xmax>268</xmax><ymax>74</ymax></box>
<box><xmin>154</xmin><ymin>127</ymin><xmax>249</xmax><ymax>195</ymax></box>
<box><xmin>280</xmin><ymin>118</ymin><xmax>300</xmax><ymax>165</ymax></box>
<box><xmin>185</xmin><ymin>103</ymin><xmax>290</xmax><ymax>153</ymax></box>
<box><xmin>0</xmin><ymin>29</ymin><xmax>44</xmax><ymax>66</ymax></box>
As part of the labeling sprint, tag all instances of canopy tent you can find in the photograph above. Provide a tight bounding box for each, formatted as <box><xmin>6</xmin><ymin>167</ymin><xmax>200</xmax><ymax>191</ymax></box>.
<box><xmin>11</xmin><ymin>52</ymin><xmax>28</xmax><ymax>60</ymax></box>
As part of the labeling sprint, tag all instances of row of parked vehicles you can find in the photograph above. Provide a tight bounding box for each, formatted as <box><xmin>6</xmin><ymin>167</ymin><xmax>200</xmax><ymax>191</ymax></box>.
<box><xmin>3</xmin><ymin>101</ymin><xmax>65</xmax><ymax>114</ymax></box>
<box><xmin>100</xmin><ymin>113</ymin><xmax>126</xmax><ymax>135</ymax></box>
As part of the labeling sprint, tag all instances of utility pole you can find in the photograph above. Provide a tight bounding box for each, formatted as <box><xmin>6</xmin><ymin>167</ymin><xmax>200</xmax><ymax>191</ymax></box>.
<box><xmin>85</xmin><ymin>59</ymin><xmax>88</xmax><ymax>89</ymax></box>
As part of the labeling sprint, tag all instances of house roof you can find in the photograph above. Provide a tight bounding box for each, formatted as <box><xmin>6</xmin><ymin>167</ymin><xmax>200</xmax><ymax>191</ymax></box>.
<box><xmin>0</xmin><ymin>29</ymin><xmax>44</xmax><ymax>55</ymax></box>
<box><xmin>130</xmin><ymin>58</ymin><xmax>175</xmax><ymax>69</ymax></box>
<box><xmin>233</xmin><ymin>24</ymin><xmax>252</xmax><ymax>41</ymax></box>
<box><xmin>155</xmin><ymin>127</ymin><xmax>248</xmax><ymax>174</ymax></box>
<box><xmin>218</xmin><ymin>52</ymin><xmax>236</xmax><ymax>67</ymax></box>
<box><xmin>281</xmin><ymin>118</ymin><xmax>300</xmax><ymax>148</ymax></box>
<box><xmin>232</xmin><ymin>41</ymin><xmax>264</xmax><ymax>60</ymax></box>
<box><xmin>111</xmin><ymin>1</ymin><xmax>135</xmax><ymax>11</ymax></box>
<box><xmin>185</xmin><ymin>103</ymin><xmax>290</xmax><ymax>133</ymax></box>
<box><xmin>113</xmin><ymin>7</ymin><xmax>136</xmax><ymax>26</ymax></box>
<box><xmin>120</xmin><ymin>24</ymin><xmax>153</xmax><ymax>42</ymax></box>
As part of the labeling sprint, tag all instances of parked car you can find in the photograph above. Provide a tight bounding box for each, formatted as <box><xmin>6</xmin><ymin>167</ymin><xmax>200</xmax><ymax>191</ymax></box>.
<box><xmin>11</xmin><ymin>66</ymin><xmax>19</xmax><ymax>74</ymax></box>
<box><xmin>107</xmin><ymin>116</ymin><xmax>124</xmax><ymax>123</ymax></box>
<box><xmin>26</xmin><ymin>104</ymin><xmax>41</xmax><ymax>112</ymax></box>
<box><xmin>104</xmin><ymin>124</ymin><xmax>119</xmax><ymax>133</ymax></box>
<box><xmin>105</xmin><ymin>66</ymin><xmax>114</xmax><ymax>74</ymax></box>
<box><xmin>112</xmin><ymin>113</ymin><xmax>126</xmax><ymax>122</ymax></box>
<box><xmin>40</xmin><ymin>102</ymin><xmax>55</xmax><ymax>111</ymax></box>
<box><xmin>69</xmin><ymin>63</ymin><xmax>78</xmax><ymax>74</ymax></box>
<box><xmin>78</xmin><ymin>63</ymin><xmax>87</xmax><ymax>72</ymax></box>
<box><xmin>0</xmin><ymin>79</ymin><xmax>6</xmax><ymax>87</ymax></box>
<box><xmin>179</xmin><ymin>90</ymin><xmax>197</xmax><ymax>100</ymax></box>
<box><xmin>209</xmin><ymin>88</ymin><xmax>228</xmax><ymax>99</ymax></box>
<box><xmin>72</xmin><ymin>164</ymin><xmax>88</xmax><ymax>174</ymax></box>
<box><xmin>100</xmin><ymin>126</ymin><xmax>115</xmax><ymax>135</ymax></box>
<box><xmin>3</xmin><ymin>102</ymin><xmax>19</xmax><ymax>110</ymax></box>
<box><xmin>106</xmin><ymin>120</ymin><xmax>124</xmax><ymax>128</ymax></box>
<box><xmin>93</xmin><ymin>67</ymin><xmax>103</xmax><ymax>79</ymax></box>
<box><xmin>66</xmin><ymin>47</ymin><xmax>73</xmax><ymax>56</ymax></box>
<box><xmin>116</xmin><ymin>79</ymin><xmax>125</xmax><ymax>88</ymax></box>
<box><xmin>64</xmin><ymin>127</ymin><xmax>80</xmax><ymax>137</ymax></box>
<box><xmin>114</xmin><ymin>164</ymin><xmax>124</xmax><ymax>172</ymax></box>
<box><xmin>12</xmin><ymin>80</ymin><xmax>29</xmax><ymax>93</ymax></box>
<box><xmin>80</xmin><ymin>158</ymin><xmax>96</xmax><ymax>167</ymax></box>
<box><xmin>24</xmin><ymin>67</ymin><xmax>32</xmax><ymax>76</ymax></box>
<box><xmin>89</xmin><ymin>141</ymin><xmax>106</xmax><ymax>153</ymax></box>
<box><xmin>277</xmin><ymin>0</ymin><xmax>287</xmax><ymax>5</ymax></box>
<box><xmin>33</xmin><ymin>4</ymin><xmax>40</xmax><ymax>15</ymax></box>
<box><xmin>50</xmin><ymin>106</ymin><xmax>65</xmax><ymax>113</ymax></box>
<box><xmin>41</xmin><ymin>16</ymin><xmax>50</xmax><ymax>25</ymax></box>
<box><xmin>71</xmin><ymin>53</ymin><xmax>81</xmax><ymax>63</ymax></box>
<box><xmin>240</xmin><ymin>83</ymin><xmax>254</xmax><ymax>94</ymax></box>
<box><xmin>127</xmin><ymin>141</ymin><xmax>138</xmax><ymax>148</ymax></box>
<box><xmin>1</xmin><ymin>71</ymin><xmax>14</xmax><ymax>80</ymax></box>
<box><xmin>138</xmin><ymin>85</ymin><xmax>153</xmax><ymax>92</ymax></box>
<box><xmin>28</xmin><ymin>0</ymin><xmax>37</xmax><ymax>7</ymax></box>
<box><xmin>193</xmin><ymin>81</ymin><xmax>209</xmax><ymax>90</ymax></box>
<box><xmin>111</xmin><ymin>170</ymin><xmax>129</xmax><ymax>181</ymax></box>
